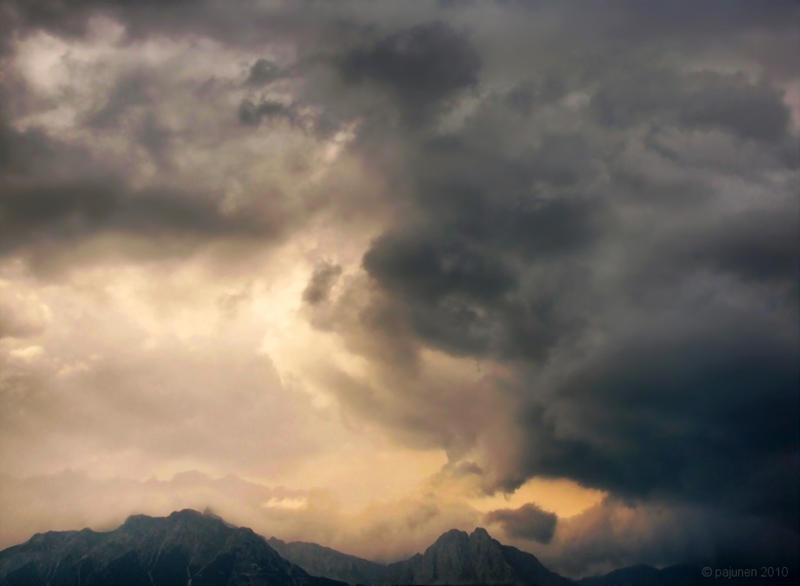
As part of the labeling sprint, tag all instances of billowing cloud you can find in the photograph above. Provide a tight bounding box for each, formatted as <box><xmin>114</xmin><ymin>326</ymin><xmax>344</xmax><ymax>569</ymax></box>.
<box><xmin>340</xmin><ymin>21</ymin><xmax>480</xmax><ymax>118</ymax></box>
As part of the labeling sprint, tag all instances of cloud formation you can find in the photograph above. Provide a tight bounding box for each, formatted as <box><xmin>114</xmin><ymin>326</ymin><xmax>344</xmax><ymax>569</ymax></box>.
<box><xmin>485</xmin><ymin>503</ymin><xmax>557</xmax><ymax>544</ymax></box>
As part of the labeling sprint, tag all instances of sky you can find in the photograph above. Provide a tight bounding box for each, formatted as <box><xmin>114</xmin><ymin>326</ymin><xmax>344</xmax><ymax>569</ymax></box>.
<box><xmin>0</xmin><ymin>0</ymin><xmax>798</xmax><ymax>579</ymax></box>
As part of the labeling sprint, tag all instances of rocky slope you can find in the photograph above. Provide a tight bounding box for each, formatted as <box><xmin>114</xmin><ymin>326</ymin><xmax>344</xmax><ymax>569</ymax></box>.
<box><xmin>272</xmin><ymin>527</ymin><xmax>571</xmax><ymax>586</ymax></box>
<box><xmin>0</xmin><ymin>509</ymin><xmax>345</xmax><ymax>586</ymax></box>
<box><xmin>268</xmin><ymin>538</ymin><xmax>387</xmax><ymax>586</ymax></box>
<box><xmin>5</xmin><ymin>511</ymin><xmax>778</xmax><ymax>586</ymax></box>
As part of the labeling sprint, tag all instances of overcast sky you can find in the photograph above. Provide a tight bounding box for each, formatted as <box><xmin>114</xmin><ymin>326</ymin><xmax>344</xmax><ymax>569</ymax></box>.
<box><xmin>0</xmin><ymin>0</ymin><xmax>798</xmax><ymax>579</ymax></box>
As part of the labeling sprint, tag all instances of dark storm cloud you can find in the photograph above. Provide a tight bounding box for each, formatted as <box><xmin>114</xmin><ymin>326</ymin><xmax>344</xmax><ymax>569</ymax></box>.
<box><xmin>546</xmin><ymin>497</ymin><xmax>800</xmax><ymax>578</ymax></box>
<box><xmin>504</xmin><ymin>77</ymin><xmax>567</xmax><ymax>116</ymax></box>
<box><xmin>237</xmin><ymin>97</ymin><xmax>336</xmax><ymax>136</ymax></box>
<box><xmin>238</xmin><ymin>99</ymin><xmax>296</xmax><ymax>127</ymax></box>
<box><xmin>485</xmin><ymin>503</ymin><xmax>557</xmax><ymax>544</ymax></box>
<box><xmin>516</xmin><ymin>312</ymin><xmax>798</xmax><ymax>515</ymax></box>
<box><xmin>363</xmin><ymin>231</ymin><xmax>518</xmax><ymax>357</ymax></box>
<box><xmin>364</xmin><ymin>233</ymin><xmax>516</xmax><ymax>308</ymax></box>
<box><xmin>81</xmin><ymin>71</ymin><xmax>175</xmax><ymax>166</ymax></box>
<box><xmin>673</xmin><ymin>209</ymin><xmax>799</xmax><ymax>284</ymax></box>
<box><xmin>591</xmin><ymin>70</ymin><xmax>792</xmax><ymax>142</ymax></box>
<box><xmin>246</xmin><ymin>58</ymin><xmax>286</xmax><ymax>87</ymax></box>
<box><xmin>604</xmin><ymin>0</ymin><xmax>800</xmax><ymax>39</ymax></box>
<box><xmin>0</xmin><ymin>0</ymin><xmax>196</xmax><ymax>47</ymax></box>
<box><xmin>363</xmin><ymin>228</ymin><xmax>565</xmax><ymax>360</ymax></box>
<box><xmin>340</xmin><ymin>21</ymin><xmax>480</xmax><ymax>116</ymax></box>
<box><xmin>405</xmin><ymin>134</ymin><xmax>603</xmax><ymax>250</ymax></box>
<box><xmin>349</xmin><ymin>32</ymin><xmax>793</xmax><ymax>362</ymax></box>
<box><xmin>135</xmin><ymin>112</ymin><xmax>173</xmax><ymax>167</ymax></box>
<box><xmin>0</xmin><ymin>176</ymin><xmax>273</xmax><ymax>251</ymax></box>
<box><xmin>358</xmin><ymin>117</ymin><xmax>603</xmax><ymax>360</ymax></box>
<box><xmin>0</xmin><ymin>121</ymin><xmax>55</xmax><ymax>176</ymax></box>
<box><xmin>340</xmin><ymin>3</ymin><xmax>799</xmax><ymax>567</ymax></box>
<box><xmin>84</xmin><ymin>71</ymin><xmax>155</xmax><ymax>129</ymax></box>
<box><xmin>1</xmin><ymin>0</ymin><xmax>236</xmax><ymax>40</ymax></box>
<box><xmin>0</xmin><ymin>118</ymin><xmax>281</xmax><ymax>264</ymax></box>
<box><xmin>1</xmin><ymin>0</ymin><xmax>380</xmax><ymax>61</ymax></box>
<box><xmin>355</xmin><ymin>78</ymin><xmax>795</xmax><ymax>534</ymax></box>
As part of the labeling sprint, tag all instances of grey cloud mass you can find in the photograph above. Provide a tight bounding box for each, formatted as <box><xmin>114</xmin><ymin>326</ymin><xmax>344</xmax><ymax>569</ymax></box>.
<box><xmin>246</xmin><ymin>58</ymin><xmax>287</xmax><ymax>87</ymax></box>
<box><xmin>0</xmin><ymin>0</ymin><xmax>798</xmax><ymax>578</ymax></box>
<box><xmin>340</xmin><ymin>21</ymin><xmax>480</xmax><ymax>117</ymax></box>
<box><xmin>485</xmin><ymin>503</ymin><xmax>557</xmax><ymax>544</ymax></box>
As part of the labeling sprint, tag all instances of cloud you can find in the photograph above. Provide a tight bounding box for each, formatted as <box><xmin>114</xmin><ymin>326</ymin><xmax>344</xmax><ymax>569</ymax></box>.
<box><xmin>246</xmin><ymin>58</ymin><xmax>286</xmax><ymax>87</ymax></box>
<box><xmin>238</xmin><ymin>98</ymin><xmax>297</xmax><ymax>126</ymax></box>
<box><xmin>84</xmin><ymin>70</ymin><xmax>156</xmax><ymax>129</ymax></box>
<box><xmin>485</xmin><ymin>503</ymin><xmax>557</xmax><ymax>544</ymax></box>
<box><xmin>0</xmin><ymin>286</ymin><xmax>49</xmax><ymax>339</ymax></box>
<box><xmin>672</xmin><ymin>208</ymin><xmax>799</xmax><ymax>283</ymax></box>
<box><xmin>0</xmin><ymin>469</ymin><xmax>481</xmax><ymax>563</ymax></box>
<box><xmin>0</xmin><ymin>46</ymin><xmax>350</xmax><ymax>273</ymax></box>
<box><xmin>1</xmin><ymin>177</ymin><xmax>272</xmax><ymax>247</ymax></box>
<box><xmin>590</xmin><ymin>70</ymin><xmax>792</xmax><ymax>143</ymax></box>
<box><xmin>514</xmin><ymin>311</ymin><xmax>798</xmax><ymax>513</ymax></box>
<box><xmin>535</xmin><ymin>497</ymin><xmax>800</xmax><ymax>578</ymax></box>
<box><xmin>303</xmin><ymin>261</ymin><xmax>342</xmax><ymax>305</ymax></box>
<box><xmin>340</xmin><ymin>21</ymin><xmax>480</xmax><ymax>117</ymax></box>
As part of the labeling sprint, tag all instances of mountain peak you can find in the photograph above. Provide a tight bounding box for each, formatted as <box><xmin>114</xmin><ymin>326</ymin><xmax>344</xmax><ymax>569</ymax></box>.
<box><xmin>121</xmin><ymin>513</ymin><xmax>155</xmax><ymax>529</ymax></box>
<box><xmin>168</xmin><ymin>508</ymin><xmax>215</xmax><ymax>522</ymax></box>
<box><xmin>120</xmin><ymin>508</ymin><xmax>219</xmax><ymax>533</ymax></box>
<box><xmin>432</xmin><ymin>528</ymin><xmax>470</xmax><ymax>546</ymax></box>
<box><xmin>470</xmin><ymin>527</ymin><xmax>493</xmax><ymax>541</ymax></box>
<box><xmin>170</xmin><ymin>507</ymin><xmax>203</xmax><ymax>517</ymax></box>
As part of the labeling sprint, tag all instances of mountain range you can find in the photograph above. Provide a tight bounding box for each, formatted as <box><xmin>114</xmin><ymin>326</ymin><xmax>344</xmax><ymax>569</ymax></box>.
<box><xmin>269</xmin><ymin>528</ymin><xmax>571</xmax><ymax>586</ymax></box>
<box><xmin>0</xmin><ymin>510</ymin><xmax>344</xmax><ymax>586</ymax></box>
<box><xmin>0</xmin><ymin>510</ymin><xmax>787</xmax><ymax>586</ymax></box>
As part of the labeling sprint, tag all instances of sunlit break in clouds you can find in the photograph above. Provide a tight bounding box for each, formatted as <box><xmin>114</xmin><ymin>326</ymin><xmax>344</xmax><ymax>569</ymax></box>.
<box><xmin>0</xmin><ymin>0</ymin><xmax>798</xmax><ymax>580</ymax></box>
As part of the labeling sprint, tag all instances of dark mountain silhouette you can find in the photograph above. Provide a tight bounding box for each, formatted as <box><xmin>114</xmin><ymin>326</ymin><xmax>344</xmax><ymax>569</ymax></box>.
<box><xmin>577</xmin><ymin>562</ymin><xmax>790</xmax><ymax>586</ymax></box>
<box><xmin>270</xmin><ymin>527</ymin><xmax>793</xmax><ymax>586</ymax></box>
<box><xmin>2</xmin><ymin>511</ymin><xmax>787</xmax><ymax>586</ymax></box>
<box><xmin>271</xmin><ymin>527</ymin><xmax>571</xmax><ymax>586</ymax></box>
<box><xmin>0</xmin><ymin>509</ymin><xmax>346</xmax><ymax>586</ymax></box>
<box><xmin>267</xmin><ymin>538</ymin><xmax>387</xmax><ymax>585</ymax></box>
<box><xmin>578</xmin><ymin>564</ymin><xmax>693</xmax><ymax>586</ymax></box>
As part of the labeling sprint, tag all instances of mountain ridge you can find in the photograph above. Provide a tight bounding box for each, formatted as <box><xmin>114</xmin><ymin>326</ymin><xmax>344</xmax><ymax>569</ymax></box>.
<box><xmin>271</xmin><ymin>527</ymin><xmax>570</xmax><ymax>586</ymax></box>
<box><xmin>267</xmin><ymin>525</ymin><xmax>791</xmax><ymax>586</ymax></box>
<box><xmin>0</xmin><ymin>509</ymin><xmax>345</xmax><ymax>586</ymax></box>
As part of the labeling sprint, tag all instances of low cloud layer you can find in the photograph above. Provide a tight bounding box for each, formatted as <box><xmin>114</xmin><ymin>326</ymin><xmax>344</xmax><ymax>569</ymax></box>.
<box><xmin>0</xmin><ymin>0</ymin><xmax>798</xmax><ymax>577</ymax></box>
